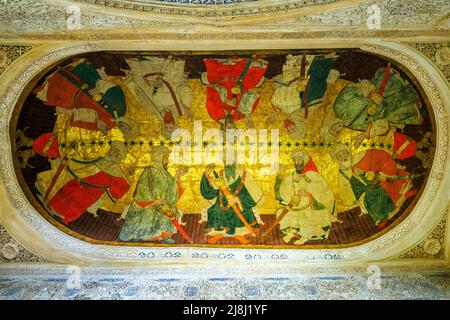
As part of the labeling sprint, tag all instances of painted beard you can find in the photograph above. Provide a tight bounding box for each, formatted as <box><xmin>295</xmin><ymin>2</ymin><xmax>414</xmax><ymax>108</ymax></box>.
<box><xmin>295</xmin><ymin>163</ymin><xmax>305</xmax><ymax>174</ymax></box>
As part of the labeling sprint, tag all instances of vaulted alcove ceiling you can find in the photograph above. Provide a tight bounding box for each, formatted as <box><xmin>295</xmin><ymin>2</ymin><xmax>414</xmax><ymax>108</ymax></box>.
<box><xmin>0</xmin><ymin>0</ymin><xmax>449</xmax><ymax>39</ymax></box>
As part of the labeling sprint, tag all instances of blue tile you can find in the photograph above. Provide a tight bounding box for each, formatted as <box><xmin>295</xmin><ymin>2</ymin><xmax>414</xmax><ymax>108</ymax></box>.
<box><xmin>185</xmin><ymin>286</ymin><xmax>199</xmax><ymax>297</ymax></box>
<box><xmin>1</xmin><ymin>286</ymin><xmax>23</xmax><ymax>297</ymax></box>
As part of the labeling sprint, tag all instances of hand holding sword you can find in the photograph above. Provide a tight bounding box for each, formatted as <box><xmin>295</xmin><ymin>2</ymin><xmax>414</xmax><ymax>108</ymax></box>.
<box><xmin>261</xmin><ymin>192</ymin><xmax>303</xmax><ymax>239</ymax></box>
<box><xmin>211</xmin><ymin>170</ymin><xmax>256</xmax><ymax>237</ymax></box>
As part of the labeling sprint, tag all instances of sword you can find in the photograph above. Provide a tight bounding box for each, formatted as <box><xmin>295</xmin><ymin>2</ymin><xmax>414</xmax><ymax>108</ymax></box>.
<box><xmin>213</xmin><ymin>171</ymin><xmax>256</xmax><ymax>237</ymax></box>
<box><xmin>163</xmin><ymin>208</ymin><xmax>193</xmax><ymax>244</ymax></box>
<box><xmin>43</xmin><ymin>119</ymin><xmax>76</xmax><ymax>204</ymax></box>
<box><xmin>43</xmin><ymin>155</ymin><xmax>70</xmax><ymax>203</ymax></box>
<box><xmin>261</xmin><ymin>195</ymin><xmax>301</xmax><ymax>239</ymax></box>
<box><xmin>377</xmin><ymin>62</ymin><xmax>391</xmax><ymax>96</ymax></box>
<box><xmin>382</xmin><ymin>172</ymin><xmax>426</xmax><ymax>181</ymax></box>
<box><xmin>300</xmin><ymin>53</ymin><xmax>309</xmax><ymax>119</ymax></box>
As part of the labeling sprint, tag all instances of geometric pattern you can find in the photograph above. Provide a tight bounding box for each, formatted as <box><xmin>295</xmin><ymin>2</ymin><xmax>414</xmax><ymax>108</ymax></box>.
<box><xmin>406</xmin><ymin>42</ymin><xmax>450</xmax><ymax>82</ymax></box>
<box><xmin>0</xmin><ymin>265</ymin><xmax>449</xmax><ymax>299</ymax></box>
<box><xmin>0</xmin><ymin>45</ymin><xmax>32</xmax><ymax>76</ymax></box>
<box><xmin>399</xmin><ymin>210</ymin><xmax>448</xmax><ymax>259</ymax></box>
<box><xmin>0</xmin><ymin>224</ymin><xmax>46</xmax><ymax>264</ymax></box>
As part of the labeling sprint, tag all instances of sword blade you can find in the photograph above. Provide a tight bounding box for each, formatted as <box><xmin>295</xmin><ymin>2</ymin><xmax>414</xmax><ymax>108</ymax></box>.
<box><xmin>168</xmin><ymin>215</ymin><xmax>193</xmax><ymax>244</ymax></box>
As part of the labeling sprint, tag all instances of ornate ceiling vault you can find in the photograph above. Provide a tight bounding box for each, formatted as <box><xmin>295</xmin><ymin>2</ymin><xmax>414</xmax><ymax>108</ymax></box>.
<box><xmin>0</xmin><ymin>0</ymin><xmax>448</xmax><ymax>267</ymax></box>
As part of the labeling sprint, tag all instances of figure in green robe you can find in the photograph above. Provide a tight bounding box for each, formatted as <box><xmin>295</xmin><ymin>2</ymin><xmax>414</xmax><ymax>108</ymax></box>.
<box><xmin>200</xmin><ymin>163</ymin><xmax>262</xmax><ymax>245</ymax></box>
<box><xmin>349</xmin><ymin>174</ymin><xmax>394</xmax><ymax>226</ymax></box>
<box><xmin>332</xmin><ymin>146</ymin><xmax>394</xmax><ymax>229</ymax></box>
<box><xmin>119</xmin><ymin>146</ymin><xmax>186</xmax><ymax>243</ymax></box>
<box><xmin>334</xmin><ymin>67</ymin><xmax>423</xmax><ymax>133</ymax></box>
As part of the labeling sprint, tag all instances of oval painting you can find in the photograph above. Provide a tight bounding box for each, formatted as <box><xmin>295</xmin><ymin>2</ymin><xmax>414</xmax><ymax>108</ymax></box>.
<box><xmin>10</xmin><ymin>49</ymin><xmax>435</xmax><ymax>248</ymax></box>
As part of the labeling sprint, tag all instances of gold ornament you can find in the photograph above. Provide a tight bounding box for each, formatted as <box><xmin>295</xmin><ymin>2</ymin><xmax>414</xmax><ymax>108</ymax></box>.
<box><xmin>231</xmin><ymin>86</ymin><xmax>241</xmax><ymax>95</ymax></box>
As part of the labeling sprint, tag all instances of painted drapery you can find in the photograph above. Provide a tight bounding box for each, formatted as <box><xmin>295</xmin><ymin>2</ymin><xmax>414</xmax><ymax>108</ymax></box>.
<box><xmin>11</xmin><ymin>50</ymin><xmax>434</xmax><ymax>248</ymax></box>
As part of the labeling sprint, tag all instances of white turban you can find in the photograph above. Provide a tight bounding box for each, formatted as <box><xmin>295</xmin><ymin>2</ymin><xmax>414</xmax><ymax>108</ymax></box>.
<box><xmin>330</xmin><ymin>143</ymin><xmax>350</xmax><ymax>161</ymax></box>
<box><xmin>291</xmin><ymin>149</ymin><xmax>310</xmax><ymax>164</ymax></box>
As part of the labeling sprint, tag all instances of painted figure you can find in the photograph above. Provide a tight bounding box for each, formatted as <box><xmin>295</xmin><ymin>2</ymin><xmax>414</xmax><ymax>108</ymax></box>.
<box><xmin>271</xmin><ymin>53</ymin><xmax>336</xmax><ymax>117</ymax></box>
<box><xmin>330</xmin><ymin>143</ymin><xmax>359</xmax><ymax>210</ymax></box>
<box><xmin>350</xmin><ymin>149</ymin><xmax>417</xmax><ymax>228</ymax></box>
<box><xmin>38</xmin><ymin>140</ymin><xmax>131</xmax><ymax>224</ymax></box>
<box><xmin>334</xmin><ymin>65</ymin><xmax>424</xmax><ymax>147</ymax></box>
<box><xmin>283</xmin><ymin>108</ymin><xmax>307</xmax><ymax>139</ymax></box>
<box><xmin>124</xmin><ymin>56</ymin><xmax>193</xmax><ymax>125</ymax></box>
<box><xmin>274</xmin><ymin>150</ymin><xmax>336</xmax><ymax>244</ymax></box>
<box><xmin>119</xmin><ymin>146</ymin><xmax>189</xmax><ymax>243</ymax></box>
<box><xmin>202</xmin><ymin>57</ymin><xmax>268</xmax><ymax>124</ymax></box>
<box><xmin>34</xmin><ymin>58</ymin><xmax>127</xmax><ymax>135</ymax></box>
<box><xmin>200</xmin><ymin>161</ymin><xmax>262</xmax><ymax>245</ymax></box>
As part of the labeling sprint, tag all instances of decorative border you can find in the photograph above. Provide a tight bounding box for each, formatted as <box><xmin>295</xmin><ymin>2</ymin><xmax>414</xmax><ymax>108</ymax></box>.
<box><xmin>399</xmin><ymin>208</ymin><xmax>447</xmax><ymax>259</ymax></box>
<box><xmin>11</xmin><ymin>30</ymin><xmax>450</xmax><ymax>42</ymax></box>
<box><xmin>132</xmin><ymin>0</ymin><xmax>258</xmax><ymax>5</ymax></box>
<box><xmin>0</xmin><ymin>41</ymin><xmax>448</xmax><ymax>264</ymax></box>
<box><xmin>73</xmin><ymin>0</ymin><xmax>339</xmax><ymax>17</ymax></box>
<box><xmin>1</xmin><ymin>263</ymin><xmax>449</xmax><ymax>300</ymax></box>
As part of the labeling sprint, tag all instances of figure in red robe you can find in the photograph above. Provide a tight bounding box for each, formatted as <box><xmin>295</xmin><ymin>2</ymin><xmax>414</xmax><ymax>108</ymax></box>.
<box><xmin>353</xmin><ymin>149</ymin><xmax>416</xmax><ymax>212</ymax></box>
<box><xmin>392</xmin><ymin>131</ymin><xmax>417</xmax><ymax>160</ymax></box>
<box><xmin>34</xmin><ymin>58</ymin><xmax>126</xmax><ymax>134</ymax></box>
<box><xmin>48</xmin><ymin>169</ymin><xmax>130</xmax><ymax>224</ymax></box>
<box><xmin>33</xmin><ymin>133</ymin><xmax>130</xmax><ymax>224</ymax></box>
<box><xmin>202</xmin><ymin>57</ymin><xmax>268</xmax><ymax>123</ymax></box>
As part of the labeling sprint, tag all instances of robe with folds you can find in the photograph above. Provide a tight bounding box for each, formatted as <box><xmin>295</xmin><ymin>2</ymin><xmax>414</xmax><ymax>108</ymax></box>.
<box><xmin>300</xmin><ymin>56</ymin><xmax>334</xmax><ymax>108</ymax></box>
<box><xmin>203</xmin><ymin>58</ymin><xmax>267</xmax><ymax>122</ymax></box>
<box><xmin>349</xmin><ymin>149</ymin><xmax>416</xmax><ymax>224</ymax></box>
<box><xmin>353</xmin><ymin>149</ymin><xmax>415</xmax><ymax>205</ymax></box>
<box><xmin>124</xmin><ymin>57</ymin><xmax>192</xmax><ymax>120</ymax></box>
<box><xmin>334</xmin><ymin>67</ymin><xmax>423</xmax><ymax>132</ymax></box>
<box><xmin>48</xmin><ymin>166</ymin><xmax>130</xmax><ymax>224</ymax></box>
<box><xmin>34</xmin><ymin>59</ymin><xmax>126</xmax><ymax>131</ymax></box>
<box><xmin>119</xmin><ymin>166</ymin><xmax>182</xmax><ymax>241</ymax></box>
<box><xmin>271</xmin><ymin>56</ymin><xmax>334</xmax><ymax>115</ymax></box>
<box><xmin>349</xmin><ymin>174</ymin><xmax>394</xmax><ymax>224</ymax></box>
<box><xmin>393</xmin><ymin>131</ymin><xmax>417</xmax><ymax>160</ymax></box>
<box><xmin>337</xmin><ymin>168</ymin><xmax>359</xmax><ymax>210</ymax></box>
<box><xmin>200</xmin><ymin>165</ymin><xmax>262</xmax><ymax>236</ymax></box>
<box><xmin>276</xmin><ymin>166</ymin><xmax>335</xmax><ymax>241</ymax></box>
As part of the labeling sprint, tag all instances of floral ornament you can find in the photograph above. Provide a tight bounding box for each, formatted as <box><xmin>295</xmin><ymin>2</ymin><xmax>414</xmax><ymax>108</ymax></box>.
<box><xmin>422</xmin><ymin>239</ymin><xmax>442</xmax><ymax>256</ymax></box>
<box><xmin>1</xmin><ymin>242</ymin><xmax>19</xmax><ymax>260</ymax></box>
<box><xmin>435</xmin><ymin>46</ymin><xmax>450</xmax><ymax>66</ymax></box>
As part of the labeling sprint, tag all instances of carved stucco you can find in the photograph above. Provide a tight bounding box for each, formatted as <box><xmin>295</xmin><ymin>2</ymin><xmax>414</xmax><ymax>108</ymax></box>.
<box><xmin>0</xmin><ymin>264</ymin><xmax>449</xmax><ymax>299</ymax></box>
<box><xmin>1</xmin><ymin>3</ymin><xmax>450</xmax><ymax>267</ymax></box>
<box><xmin>0</xmin><ymin>0</ymin><xmax>448</xmax><ymax>35</ymax></box>
<box><xmin>405</xmin><ymin>42</ymin><xmax>450</xmax><ymax>83</ymax></box>
<box><xmin>0</xmin><ymin>45</ymin><xmax>32</xmax><ymax>76</ymax></box>
<box><xmin>273</xmin><ymin>0</ymin><xmax>450</xmax><ymax>27</ymax></box>
<box><xmin>0</xmin><ymin>224</ymin><xmax>46</xmax><ymax>263</ymax></box>
<box><xmin>398</xmin><ymin>203</ymin><xmax>449</xmax><ymax>260</ymax></box>
<box><xmin>0</xmin><ymin>0</ymin><xmax>165</xmax><ymax>34</ymax></box>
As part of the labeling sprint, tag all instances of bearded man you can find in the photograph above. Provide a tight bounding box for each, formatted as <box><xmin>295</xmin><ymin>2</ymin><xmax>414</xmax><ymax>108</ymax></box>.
<box><xmin>330</xmin><ymin>143</ymin><xmax>359</xmax><ymax>210</ymax></box>
<box><xmin>200</xmin><ymin>160</ymin><xmax>262</xmax><ymax>245</ymax></box>
<box><xmin>275</xmin><ymin>150</ymin><xmax>336</xmax><ymax>244</ymax></box>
